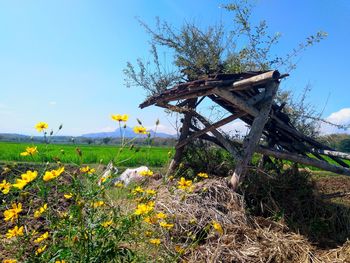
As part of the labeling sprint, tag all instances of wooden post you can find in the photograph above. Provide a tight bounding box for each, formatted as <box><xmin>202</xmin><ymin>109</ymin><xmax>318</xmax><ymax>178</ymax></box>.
<box><xmin>228</xmin><ymin>81</ymin><xmax>279</xmax><ymax>190</ymax></box>
<box><xmin>167</xmin><ymin>99</ymin><xmax>197</xmax><ymax>176</ymax></box>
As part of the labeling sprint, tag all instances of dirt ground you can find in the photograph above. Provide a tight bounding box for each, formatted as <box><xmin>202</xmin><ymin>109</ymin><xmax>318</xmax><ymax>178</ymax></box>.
<box><xmin>315</xmin><ymin>175</ymin><xmax>350</xmax><ymax>205</ymax></box>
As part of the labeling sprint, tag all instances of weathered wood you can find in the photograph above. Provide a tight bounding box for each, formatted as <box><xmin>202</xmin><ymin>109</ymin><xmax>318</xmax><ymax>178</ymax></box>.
<box><xmin>231</xmin><ymin>81</ymin><xmax>279</xmax><ymax>190</ymax></box>
<box><xmin>155</xmin><ymin>89</ymin><xmax>214</xmax><ymax>106</ymax></box>
<box><xmin>156</xmin><ymin>102</ymin><xmax>191</xmax><ymax>113</ymax></box>
<box><xmin>229</xmin><ymin>70</ymin><xmax>280</xmax><ymax>91</ymax></box>
<box><xmin>311</xmin><ymin>149</ymin><xmax>350</xmax><ymax>161</ymax></box>
<box><xmin>196</xmin><ymin>133</ymin><xmax>350</xmax><ymax>177</ymax></box>
<box><xmin>257</xmin><ymin>147</ymin><xmax>350</xmax><ymax>176</ymax></box>
<box><xmin>167</xmin><ymin>99</ymin><xmax>197</xmax><ymax>176</ymax></box>
<box><xmin>176</xmin><ymin>112</ymin><xmax>246</xmax><ymax>149</ymax></box>
<box><xmin>214</xmin><ymin>88</ymin><xmax>329</xmax><ymax>151</ymax></box>
<box><xmin>140</xmin><ymin>70</ymin><xmax>350</xmax><ymax>181</ymax></box>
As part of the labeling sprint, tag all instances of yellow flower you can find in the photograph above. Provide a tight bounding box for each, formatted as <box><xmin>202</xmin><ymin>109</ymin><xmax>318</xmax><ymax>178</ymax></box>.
<box><xmin>80</xmin><ymin>166</ymin><xmax>95</xmax><ymax>174</ymax></box>
<box><xmin>174</xmin><ymin>245</ymin><xmax>185</xmax><ymax>255</ymax></box>
<box><xmin>13</xmin><ymin>170</ymin><xmax>37</xmax><ymax>188</ymax></box>
<box><xmin>12</xmin><ymin>170</ymin><xmax>38</xmax><ymax>190</ymax></box>
<box><xmin>35</xmin><ymin>244</ymin><xmax>47</xmax><ymax>255</ymax></box>
<box><xmin>55</xmin><ymin>260</ymin><xmax>66</xmax><ymax>263</ymax></box>
<box><xmin>145</xmin><ymin>189</ymin><xmax>157</xmax><ymax>196</ymax></box>
<box><xmin>22</xmin><ymin>170</ymin><xmax>38</xmax><ymax>182</ymax></box>
<box><xmin>20</xmin><ymin>146</ymin><xmax>38</xmax><ymax>156</ymax></box>
<box><xmin>149</xmin><ymin>238</ymin><xmax>161</xmax><ymax>245</ymax></box>
<box><xmin>34</xmin><ymin>204</ymin><xmax>48</xmax><ymax>218</ymax></box>
<box><xmin>197</xmin><ymin>172</ymin><xmax>209</xmax><ymax>178</ymax></box>
<box><xmin>212</xmin><ymin>220</ymin><xmax>223</xmax><ymax>235</ymax></box>
<box><xmin>134</xmin><ymin>202</ymin><xmax>154</xmax><ymax>216</ymax></box>
<box><xmin>43</xmin><ymin>167</ymin><xmax>64</xmax><ymax>181</ymax></box>
<box><xmin>111</xmin><ymin>114</ymin><xmax>129</xmax><ymax>122</ymax></box>
<box><xmin>101</xmin><ymin>220</ymin><xmax>113</xmax><ymax>228</ymax></box>
<box><xmin>3</xmin><ymin>259</ymin><xmax>17</xmax><ymax>263</ymax></box>
<box><xmin>177</xmin><ymin>177</ymin><xmax>192</xmax><ymax>190</ymax></box>
<box><xmin>156</xmin><ymin>212</ymin><xmax>167</xmax><ymax>220</ymax></box>
<box><xmin>133</xmin><ymin>126</ymin><xmax>148</xmax><ymax>134</ymax></box>
<box><xmin>35</xmin><ymin>122</ymin><xmax>48</xmax><ymax>132</ymax></box>
<box><xmin>114</xmin><ymin>181</ymin><xmax>124</xmax><ymax>188</ymax></box>
<box><xmin>34</xmin><ymin>232</ymin><xmax>49</xmax><ymax>243</ymax></box>
<box><xmin>6</xmin><ymin>225</ymin><xmax>24</xmax><ymax>239</ymax></box>
<box><xmin>4</xmin><ymin>203</ymin><xmax>22</xmax><ymax>222</ymax></box>
<box><xmin>0</xmin><ymin>180</ymin><xmax>11</xmax><ymax>194</ymax></box>
<box><xmin>91</xmin><ymin>201</ymin><xmax>105</xmax><ymax>208</ymax></box>
<box><xmin>12</xmin><ymin>179</ymin><xmax>28</xmax><ymax>190</ymax></box>
<box><xmin>143</xmin><ymin>216</ymin><xmax>158</xmax><ymax>224</ymax></box>
<box><xmin>159</xmin><ymin>221</ymin><xmax>174</xmax><ymax>229</ymax></box>
<box><xmin>140</xmin><ymin>170</ymin><xmax>154</xmax><ymax>177</ymax></box>
<box><xmin>64</xmin><ymin>193</ymin><xmax>73</xmax><ymax>199</ymax></box>
<box><xmin>132</xmin><ymin>186</ymin><xmax>144</xmax><ymax>195</ymax></box>
<box><xmin>99</xmin><ymin>175</ymin><xmax>110</xmax><ymax>184</ymax></box>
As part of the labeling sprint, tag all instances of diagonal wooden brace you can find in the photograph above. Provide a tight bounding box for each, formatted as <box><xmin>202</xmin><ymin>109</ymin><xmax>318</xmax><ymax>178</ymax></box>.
<box><xmin>215</xmin><ymin>81</ymin><xmax>279</xmax><ymax>190</ymax></box>
<box><xmin>176</xmin><ymin>112</ymin><xmax>246</xmax><ymax>149</ymax></box>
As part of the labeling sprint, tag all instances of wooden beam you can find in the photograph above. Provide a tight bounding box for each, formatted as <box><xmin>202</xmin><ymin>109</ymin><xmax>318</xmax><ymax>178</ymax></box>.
<box><xmin>176</xmin><ymin>112</ymin><xmax>246</xmax><ymax>149</ymax></box>
<box><xmin>257</xmin><ymin>147</ymin><xmax>350</xmax><ymax>176</ymax></box>
<box><xmin>229</xmin><ymin>70</ymin><xmax>280</xmax><ymax>91</ymax></box>
<box><xmin>214</xmin><ymin>87</ymin><xmax>328</xmax><ymax>150</ymax></box>
<box><xmin>226</xmin><ymin>138</ymin><xmax>350</xmax><ymax>177</ymax></box>
<box><xmin>230</xmin><ymin>80</ymin><xmax>279</xmax><ymax>190</ymax></box>
<box><xmin>311</xmin><ymin>149</ymin><xmax>350</xmax><ymax>161</ymax></box>
<box><xmin>156</xmin><ymin>102</ymin><xmax>191</xmax><ymax>113</ymax></box>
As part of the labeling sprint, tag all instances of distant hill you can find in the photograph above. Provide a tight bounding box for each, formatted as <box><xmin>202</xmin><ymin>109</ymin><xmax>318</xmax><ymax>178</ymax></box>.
<box><xmin>82</xmin><ymin>126</ymin><xmax>176</xmax><ymax>139</ymax></box>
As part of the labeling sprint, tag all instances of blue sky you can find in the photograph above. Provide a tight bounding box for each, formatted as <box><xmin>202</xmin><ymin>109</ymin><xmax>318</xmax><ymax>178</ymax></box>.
<box><xmin>0</xmin><ymin>0</ymin><xmax>349</xmax><ymax>136</ymax></box>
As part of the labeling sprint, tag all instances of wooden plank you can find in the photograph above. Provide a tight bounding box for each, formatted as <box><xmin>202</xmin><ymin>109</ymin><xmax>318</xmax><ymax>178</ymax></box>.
<box><xmin>257</xmin><ymin>147</ymin><xmax>350</xmax><ymax>176</ymax></box>
<box><xmin>230</xmin><ymin>80</ymin><xmax>279</xmax><ymax>190</ymax></box>
<box><xmin>311</xmin><ymin>149</ymin><xmax>350</xmax><ymax>161</ymax></box>
<box><xmin>156</xmin><ymin>102</ymin><xmax>191</xmax><ymax>113</ymax></box>
<box><xmin>214</xmin><ymin>88</ymin><xmax>329</xmax><ymax>151</ymax></box>
<box><xmin>229</xmin><ymin>70</ymin><xmax>280</xmax><ymax>91</ymax></box>
<box><xmin>176</xmin><ymin>112</ymin><xmax>246</xmax><ymax>149</ymax></box>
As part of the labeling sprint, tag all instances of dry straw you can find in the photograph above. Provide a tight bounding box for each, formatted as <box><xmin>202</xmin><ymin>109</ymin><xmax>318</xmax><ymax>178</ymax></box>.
<box><xmin>155</xmin><ymin>178</ymin><xmax>350</xmax><ymax>263</ymax></box>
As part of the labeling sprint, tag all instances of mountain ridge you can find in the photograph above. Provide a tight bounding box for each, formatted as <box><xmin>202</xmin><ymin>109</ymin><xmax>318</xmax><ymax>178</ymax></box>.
<box><xmin>82</xmin><ymin>126</ymin><xmax>176</xmax><ymax>138</ymax></box>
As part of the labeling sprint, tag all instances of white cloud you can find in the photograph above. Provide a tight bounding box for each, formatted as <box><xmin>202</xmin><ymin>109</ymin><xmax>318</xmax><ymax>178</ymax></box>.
<box><xmin>319</xmin><ymin>108</ymin><xmax>350</xmax><ymax>134</ymax></box>
<box><xmin>49</xmin><ymin>101</ymin><xmax>57</xmax><ymax>106</ymax></box>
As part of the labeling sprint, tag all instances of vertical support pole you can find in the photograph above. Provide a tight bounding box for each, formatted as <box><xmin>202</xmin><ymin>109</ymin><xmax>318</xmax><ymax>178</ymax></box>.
<box><xmin>231</xmin><ymin>81</ymin><xmax>279</xmax><ymax>190</ymax></box>
<box><xmin>167</xmin><ymin>98</ymin><xmax>197</xmax><ymax>176</ymax></box>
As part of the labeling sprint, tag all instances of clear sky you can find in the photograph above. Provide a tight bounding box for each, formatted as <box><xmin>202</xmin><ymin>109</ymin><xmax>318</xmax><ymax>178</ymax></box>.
<box><xmin>0</xmin><ymin>0</ymin><xmax>349</xmax><ymax>136</ymax></box>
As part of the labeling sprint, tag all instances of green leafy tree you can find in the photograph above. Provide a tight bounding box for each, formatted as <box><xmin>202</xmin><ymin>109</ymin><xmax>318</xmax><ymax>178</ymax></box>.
<box><xmin>124</xmin><ymin>0</ymin><xmax>327</xmax><ymax>136</ymax></box>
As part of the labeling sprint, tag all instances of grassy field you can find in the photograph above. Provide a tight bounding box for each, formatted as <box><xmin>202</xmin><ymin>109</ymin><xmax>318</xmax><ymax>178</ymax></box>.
<box><xmin>0</xmin><ymin>142</ymin><xmax>172</xmax><ymax>167</ymax></box>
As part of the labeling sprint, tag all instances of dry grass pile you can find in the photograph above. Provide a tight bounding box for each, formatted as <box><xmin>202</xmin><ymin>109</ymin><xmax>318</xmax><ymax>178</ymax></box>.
<box><xmin>155</xmin><ymin>178</ymin><xmax>350</xmax><ymax>263</ymax></box>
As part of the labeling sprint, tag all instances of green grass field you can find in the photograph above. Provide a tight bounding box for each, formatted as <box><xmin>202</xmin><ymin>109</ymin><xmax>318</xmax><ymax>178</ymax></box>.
<box><xmin>0</xmin><ymin>142</ymin><xmax>172</xmax><ymax>167</ymax></box>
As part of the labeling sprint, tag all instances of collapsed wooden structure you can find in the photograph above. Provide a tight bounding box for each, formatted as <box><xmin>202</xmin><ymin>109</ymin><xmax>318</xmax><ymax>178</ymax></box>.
<box><xmin>140</xmin><ymin>70</ymin><xmax>350</xmax><ymax>188</ymax></box>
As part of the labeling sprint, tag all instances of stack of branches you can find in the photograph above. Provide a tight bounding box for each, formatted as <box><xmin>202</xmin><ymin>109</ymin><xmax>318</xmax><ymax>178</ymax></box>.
<box><xmin>155</xmin><ymin>178</ymin><xmax>350</xmax><ymax>262</ymax></box>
